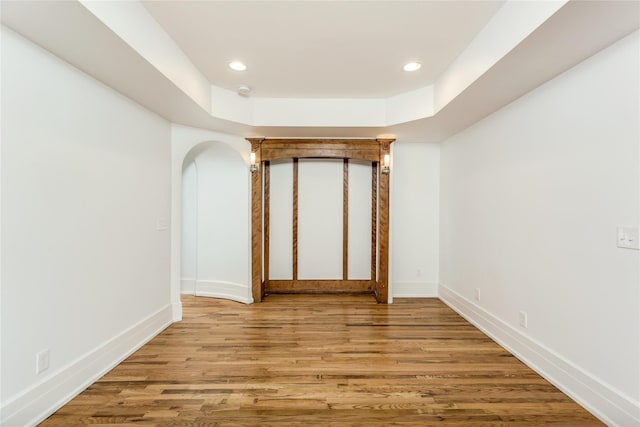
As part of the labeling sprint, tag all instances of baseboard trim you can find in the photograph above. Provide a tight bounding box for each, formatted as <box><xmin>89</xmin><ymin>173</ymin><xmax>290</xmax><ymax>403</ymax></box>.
<box><xmin>393</xmin><ymin>282</ymin><xmax>438</xmax><ymax>297</ymax></box>
<box><xmin>195</xmin><ymin>280</ymin><xmax>252</xmax><ymax>304</ymax></box>
<box><xmin>0</xmin><ymin>304</ymin><xmax>174</xmax><ymax>427</ymax></box>
<box><xmin>438</xmin><ymin>283</ymin><xmax>640</xmax><ymax>427</ymax></box>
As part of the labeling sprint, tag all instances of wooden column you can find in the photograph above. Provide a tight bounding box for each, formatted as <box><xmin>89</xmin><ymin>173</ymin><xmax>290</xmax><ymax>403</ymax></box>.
<box><xmin>248</xmin><ymin>138</ymin><xmax>264</xmax><ymax>302</ymax></box>
<box><xmin>376</xmin><ymin>139</ymin><xmax>393</xmax><ymax>303</ymax></box>
<box><xmin>343</xmin><ymin>159</ymin><xmax>349</xmax><ymax>281</ymax></box>
<box><xmin>264</xmin><ymin>161</ymin><xmax>270</xmax><ymax>291</ymax></box>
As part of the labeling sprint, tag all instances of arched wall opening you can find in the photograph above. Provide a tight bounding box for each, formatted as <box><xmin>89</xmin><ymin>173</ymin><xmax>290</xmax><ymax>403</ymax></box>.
<box><xmin>170</xmin><ymin>127</ymin><xmax>253</xmax><ymax>314</ymax></box>
<box><xmin>181</xmin><ymin>141</ymin><xmax>251</xmax><ymax>304</ymax></box>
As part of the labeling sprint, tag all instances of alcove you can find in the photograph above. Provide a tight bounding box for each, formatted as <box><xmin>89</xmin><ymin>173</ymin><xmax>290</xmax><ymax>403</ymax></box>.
<box><xmin>248</xmin><ymin>138</ymin><xmax>394</xmax><ymax>303</ymax></box>
<box><xmin>181</xmin><ymin>141</ymin><xmax>251</xmax><ymax>303</ymax></box>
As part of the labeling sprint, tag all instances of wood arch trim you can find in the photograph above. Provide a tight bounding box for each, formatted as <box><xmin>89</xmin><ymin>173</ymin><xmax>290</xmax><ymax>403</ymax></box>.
<box><xmin>254</xmin><ymin>138</ymin><xmax>384</xmax><ymax>162</ymax></box>
<box><xmin>248</xmin><ymin>137</ymin><xmax>394</xmax><ymax>303</ymax></box>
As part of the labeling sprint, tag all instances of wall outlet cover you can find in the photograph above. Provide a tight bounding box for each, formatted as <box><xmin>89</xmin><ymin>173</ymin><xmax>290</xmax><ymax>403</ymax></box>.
<box><xmin>36</xmin><ymin>349</ymin><xmax>50</xmax><ymax>374</ymax></box>
<box><xmin>617</xmin><ymin>227</ymin><xmax>639</xmax><ymax>250</ymax></box>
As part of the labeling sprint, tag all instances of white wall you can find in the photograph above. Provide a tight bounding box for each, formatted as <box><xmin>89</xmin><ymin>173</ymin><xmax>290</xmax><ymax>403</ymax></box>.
<box><xmin>1</xmin><ymin>27</ymin><xmax>172</xmax><ymax>426</ymax></box>
<box><xmin>268</xmin><ymin>159</ymin><xmax>373</xmax><ymax>282</ymax></box>
<box><xmin>348</xmin><ymin>160</ymin><xmax>373</xmax><ymax>280</ymax></box>
<box><xmin>180</xmin><ymin>160</ymin><xmax>198</xmax><ymax>293</ymax></box>
<box><xmin>180</xmin><ymin>143</ymin><xmax>251</xmax><ymax>303</ymax></box>
<box><xmin>439</xmin><ymin>31</ymin><xmax>639</xmax><ymax>426</ymax></box>
<box><xmin>298</xmin><ymin>159</ymin><xmax>345</xmax><ymax>280</ymax></box>
<box><xmin>391</xmin><ymin>142</ymin><xmax>440</xmax><ymax>297</ymax></box>
<box><xmin>268</xmin><ymin>160</ymin><xmax>294</xmax><ymax>279</ymax></box>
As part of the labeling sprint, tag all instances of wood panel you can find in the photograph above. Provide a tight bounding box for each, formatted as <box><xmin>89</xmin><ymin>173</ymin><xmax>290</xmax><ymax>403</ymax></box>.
<box><xmin>39</xmin><ymin>295</ymin><xmax>604</xmax><ymax>426</ymax></box>
<box><xmin>261</xmin><ymin>139</ymin><xmax>380</xmax><ymax>162</ymax></box>
<box><xmin>377</xmin><ymin>140</ymin><xmax>393</xmax><ymax>303</ymax></box>
<box><xmin>371</xmin><ymin>161</ymin><xmax>377</xmax><ymax>282</ymax></box>
<box><xmin>292</xmin><ymin>158</ymin><xmax>298</xmax><ymax>281</ymax></box>
<box><xmin>343</xmin><ymin>159</ymin><xmax>349</xmax><ymax>280</ymax></box>
<box><xmin>267</xmin><ymin>279</ymin><xmax>374</xmax><ymax>293</ymax></box>
<box><xmin>248</xmin><ymin>138</ymin><xmax>264</xmax><ymax>302</ymax></box>
<box><xmin>264</xmin><ymin>161</ymin><xmax>270</xmax><ymax>285</ymax></box>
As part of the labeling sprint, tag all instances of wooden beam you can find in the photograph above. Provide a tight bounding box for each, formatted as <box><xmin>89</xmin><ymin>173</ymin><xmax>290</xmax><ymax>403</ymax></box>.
<box><xmin>376</xmin><ymin>139</ymin><xmax>393</xmax><ymax>303</ymax></box>
<box><xmin>248</xmin><ymin>138</ymin><xmax>264</xmax><ymax>302</ymax></box>
<box><xmin>267</xmin><ymin>280</ymin><xmax>374</xmax><ymax>294</ymax></box>
<box><xmin>260</xmin><ymin>139</ymin><xmax>381</xmax><ymax>162</ymax></box>
<box><xmin>292</xmin><ymin>158</ymin><xmax>299</xmax><ymax>281</ymax></box>
<box><xmin>371</xmin><ymin>161</ymin><xmax>377</xmax><ymax>283</ymax></box>
<box><xmin>264</xmin><ymin>161</ymin><xmax>270</xmax><ymax>286</ymax></box>
<box><xmin>343</xmin><ymin>159</ymin><xmax>349</xmax><ymax>281</ymax></box>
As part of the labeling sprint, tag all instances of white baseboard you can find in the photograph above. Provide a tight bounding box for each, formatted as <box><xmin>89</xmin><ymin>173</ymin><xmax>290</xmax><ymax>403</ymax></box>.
<box><xmin>0</xmin><ymin>304</ymin><xmax>174</xmax><ymax>427</ymax></box>
<box><xmin>393</xmin><ymin>282</ymin><xmax>438</xmax><ymax>297</ymax></box>
<box><xmin>172</xmin><ymin>300</ymin><xmax>183</xmax><ymax>321</ymax></box>
<box><xmin>195</xmin><ymin>280</ymin><xmax>252</xmax><ymax>304</ymax></box>
<box><xmin>181</xmin><ymin>278</ymin><xmax>196</xmax><ymax>294</ymax></box>
<box><xmin>438</xmin><ymin>283</ymin><xmax>640</xmax><ymax>427</ymax></box>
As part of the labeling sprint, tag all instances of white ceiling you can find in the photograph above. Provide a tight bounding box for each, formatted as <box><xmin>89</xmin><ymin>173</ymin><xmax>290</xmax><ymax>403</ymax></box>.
<box><xmin>1</xmin><ymin>1</ymin><xmax>639</xmax><ymax>141</ymax></box>
<box><xmin>141</xmin><ymin>1</ymin><xmax>504</xmax><ymax>98</ymax></box>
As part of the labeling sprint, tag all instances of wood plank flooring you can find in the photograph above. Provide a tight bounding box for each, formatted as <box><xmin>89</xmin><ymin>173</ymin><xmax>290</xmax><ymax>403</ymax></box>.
<box><xmin>40</xmin><ymin>294</ymin><xmax>603</xmax><ymax>426</ymax></box>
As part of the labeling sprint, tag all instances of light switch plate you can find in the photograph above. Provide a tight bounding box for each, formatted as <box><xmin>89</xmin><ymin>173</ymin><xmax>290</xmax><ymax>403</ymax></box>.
<box><xmin>617</xmin><ymin>227</ymin><xmax>639</xmax><ymax>250</ymax></box>
<box><xmin>156</xmin><ymin>218</ymin><xmax>168</xmax><ymax>231</ymax></box>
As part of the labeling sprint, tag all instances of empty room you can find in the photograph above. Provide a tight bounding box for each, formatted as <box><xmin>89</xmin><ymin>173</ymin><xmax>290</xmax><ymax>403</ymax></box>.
<box><xmin>1</xmin><ymin>1</ymin><xmax>638</xmax><ymax>426</ymax></box>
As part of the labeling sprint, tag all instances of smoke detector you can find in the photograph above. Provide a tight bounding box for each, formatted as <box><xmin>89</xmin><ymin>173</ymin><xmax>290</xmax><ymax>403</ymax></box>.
<box><xmin>237</xmin><ymin>85</ymin><xmax>251</xmax><ymax>97</ymax></box>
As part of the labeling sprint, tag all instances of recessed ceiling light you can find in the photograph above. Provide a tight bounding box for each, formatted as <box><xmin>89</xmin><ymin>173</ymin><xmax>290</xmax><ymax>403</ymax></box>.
<box><xmin>229</xmin><ymin>61</ymin><xmax>247</xmax><ymax>71</ymax></box>
<box><xmin>403</xmin><ymin>62</ymin><xmax>421</xmax><ymax>72</ymax></box>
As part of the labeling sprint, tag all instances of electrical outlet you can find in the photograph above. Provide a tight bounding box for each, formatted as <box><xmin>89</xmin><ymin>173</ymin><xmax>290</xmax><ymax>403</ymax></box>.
<box><xmin>36</xmin><ymin>349</ymin><xmax>50</xmax><ymax>374</ymax></box>
<box><xmin>475</xmin><ymin>288</ymin><xmax>481</xmax><ymax>302</ymax></box>
<box><xmin>519</xmin><ymin>311</ymin><xmax>528</xmax><ymax>329</ymax></box>
<box><xmin>617</xmin><ymin>227</ymin><xmax>639</xmax><ymax>250</ymax></box>
<box><xmin>416</xmin><ymin>268</ymin><xmax>422</xmax><ymax>277</ymax></box>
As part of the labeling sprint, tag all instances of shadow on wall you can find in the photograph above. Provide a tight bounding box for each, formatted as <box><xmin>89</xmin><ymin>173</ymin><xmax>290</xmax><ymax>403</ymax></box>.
<box><xmin>181</xmin><ymin>141</ymin><xmax>251</xmax><ymax>303</ymax></box>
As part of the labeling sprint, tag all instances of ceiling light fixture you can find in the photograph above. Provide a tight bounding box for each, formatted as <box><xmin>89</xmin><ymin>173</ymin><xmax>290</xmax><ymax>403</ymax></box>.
<box><xmin>229</xmin><ymin>61</ymin><xmax>247</xmax><ymax>71</ymax></box>
<box><xmin>403</xmin><ymin>62</ymin><xmax>421</xmax><ymax>72</ymax></box>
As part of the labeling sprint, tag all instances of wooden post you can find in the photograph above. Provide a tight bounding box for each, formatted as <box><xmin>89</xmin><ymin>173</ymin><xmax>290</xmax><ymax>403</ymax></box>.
<box><xmin>376</xmin><ymin>139</ymin><xmax>393</xmax><ymax>303</ymax></box>
<box><xmin>248</xmin><ymin>138</ymin><xmax>264</xmax><ymax>302</ymax></box>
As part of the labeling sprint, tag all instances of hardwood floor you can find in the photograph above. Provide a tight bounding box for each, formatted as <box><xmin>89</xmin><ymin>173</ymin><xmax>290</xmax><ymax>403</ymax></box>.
<box><xmin>40</xmin><ymin>294</ymin><xmax>603</xmax><ymax>426</ymax></box>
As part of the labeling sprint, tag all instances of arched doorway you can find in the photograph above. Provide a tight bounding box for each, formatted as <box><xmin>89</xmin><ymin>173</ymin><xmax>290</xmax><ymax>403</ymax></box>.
<box><xmin>180</xmin><ymin>141</ymin><xmax>251</xmax><ymax>304</ymax></box>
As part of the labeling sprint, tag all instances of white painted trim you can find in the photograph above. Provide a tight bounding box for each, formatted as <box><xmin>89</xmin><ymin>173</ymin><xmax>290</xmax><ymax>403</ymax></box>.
<box><xmin>0</xmin><ymin>304</ymin><xmax>174</xmax><ymax>427</ymax></box>
<box><xmin>171</xmin><ymin>301</ymin><xmax>183</xmax><ymax>322</ymax></box>
<box><xmin>438</xmin><ymin>283</ymin><xmax>640</xmax><ymax>427</ymax></box>
<box><xmin>195</xmin><ymin>280</ymin><xmax>252</xmax><ymax>304</ymax></box>
<box><xmin>181</xmin><ymin>278</ymin><xmax>196</xmax><ymax>294</ymax></box>
<box><xmin>393</xmin><ymin>282</ymin><xmax>438</xmax><ymax>298</ymax></box>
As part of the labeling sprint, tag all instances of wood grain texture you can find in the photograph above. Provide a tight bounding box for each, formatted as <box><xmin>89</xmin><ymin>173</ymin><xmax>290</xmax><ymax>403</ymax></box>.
<box><xmin>292</xmin><ymin>158</ymin><xmax>298</xmax><ymax>281</ymax></box>
<box><xmin>371</xmin><ymin>161</ymin><xmax>378</xmax><ymax>283</ymax></box>
<box><xmin>266</xmin><ymin>280</ymin><xmax>374</xmax><ymax>293</ymax></box>
<box><xmin>248</xmin><ymin>138</ymin><xmax>394</xmax><ymax>300</ymax></box>
<box><xmin>260</xmin><ymin>139</ymin><xmax>381</xmax><ymax>162</ymax></box>
<box><xmin>343</xmin><ymin>159</ymin><xmax>349</xmax><ymax>281</ymax></box>
<box><xmin>40</xmin><ymin>295</ymin><xmax>603</xmax><ymax>426</ymax></box>
<box><xmin>249</xmin><ymin>139</ymin><xmax>264</xmax><ymax>302</ymax></box>
<box><xmin>264</xmin><ymin>161</ymin><xmax>271</xmax><ymax>286</ymax></box>
<box><xmin>377</xmin><ymin>141</ymin><xmax>392</xmax><ymax>303</ymax></box>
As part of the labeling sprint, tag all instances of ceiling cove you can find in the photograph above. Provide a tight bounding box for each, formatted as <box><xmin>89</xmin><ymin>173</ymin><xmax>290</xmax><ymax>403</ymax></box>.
<box><xmin>1</xmin><ymin>0</ymin><xmax>638</xmax><ymax>141</ymax></box>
